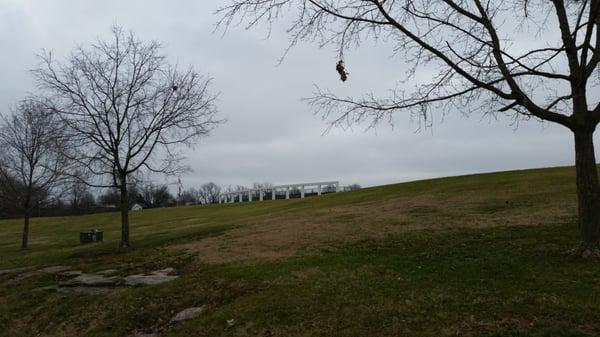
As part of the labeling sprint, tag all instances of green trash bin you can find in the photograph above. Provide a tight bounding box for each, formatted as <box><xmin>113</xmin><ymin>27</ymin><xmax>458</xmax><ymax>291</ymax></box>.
<box><xmin>80</xmin><ymin>229</ymin><xmax>103</xmax><ymax>243</ymax></box>
<box><xmin>80</xmin><ymin>231</ymin><xmax>92</xmax><ymax>243</ymax></box>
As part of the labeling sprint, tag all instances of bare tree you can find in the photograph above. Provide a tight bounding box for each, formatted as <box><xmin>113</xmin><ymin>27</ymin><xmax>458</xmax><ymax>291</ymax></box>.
<box><xmin>70</xmin><ymin>179</ymin><xmax>96</xmax><ymax>212</ymax></box>
<box><xmin>178</xmin><ymin>187</ymin><xmax>202</xmax><ymax>205</ymax></box>
<box><xmin>33</xmin><ymin>27</ymin><xmax>222</xmax><ymax>248</ymax></box>
<box><xmin>252</xmin><ymin>181</ymin><xmax>274</xmax><ymax>190</ymax></box>
<box><xmin>347</xmin><ymin>183</ymin><xmax>361</xmax><ymax>191</ymax></box>
<box><xmin>0</xmin><ymin>99</ymin><xmax>68</xmax><ymax>249</ymax></box>
<box><xmin>135</xmin><ymin>182</ymin><xmax>174</xmax><ymax>208</ymax></box>
<box><xmin>150</xmin><ymin>184</ymin><xmax>175</xmax><ymax>207</ymax></box>
<box><xmin>139</xmin><ymin>184</ymin><xmax>155</xmax><ymax>208</ymax></box>
<box><xmin>198</xmin><ymin>182</ymin><xmax>222</xmax><ymax>204</ymax></box>
<box><xmin>219</xmin><ymin>0</ymin><xmax>600</xmax><ymax>256</ymax></box>
<box><xmin>98</xmin><ymin>188</ymin><xmax>121</xmax><ymax>208</ymax></box>
<box><xmin>0</xmin><ymin>174</ymin><xmax>20</xmax><ymax>219</ymax></box>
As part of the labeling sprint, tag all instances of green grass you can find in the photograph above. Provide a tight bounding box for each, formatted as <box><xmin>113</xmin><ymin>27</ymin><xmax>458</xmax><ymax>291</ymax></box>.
<box><xmin>1</xmin><ymin>165</ymin><xmax>599</xmax><ymax>337</ymax></box>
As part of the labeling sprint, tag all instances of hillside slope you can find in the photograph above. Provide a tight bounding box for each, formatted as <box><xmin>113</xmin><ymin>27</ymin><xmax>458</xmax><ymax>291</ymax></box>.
<box><xmin>1</xmin><ymin>166</ymin><xmax>599</xmax><ymax>337</ymax></box>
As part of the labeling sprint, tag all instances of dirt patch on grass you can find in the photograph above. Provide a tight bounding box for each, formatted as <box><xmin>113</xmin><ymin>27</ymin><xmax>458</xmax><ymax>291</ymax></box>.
<box><xmin>170</xmin><ymin>191</ymin><xmax>577</xmax><ymax>264</ymax></box>
<box><xmin>173</xmin><ymin>216</ymin><xmax>354</xmax><ymax>264</ymax></box>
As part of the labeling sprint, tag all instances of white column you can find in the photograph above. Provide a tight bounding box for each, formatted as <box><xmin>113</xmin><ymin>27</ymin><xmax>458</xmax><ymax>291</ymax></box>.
<box><xmin>317</xmin><ymin>184</ymin><xmax>322</xmax><ymax>196</ymax></box>
<box><xmin>301</xmin><ymin>185</ymin><xmax>305</xmax><ymax>199</ymax></box>
<box><xmin>272</xmin><ymin>188</ymin><xmax>276</xmax><ymax>200</ymax></box>
<box><xmin>249</xmin><ymin>191</ymin><xmax>253</xmax><ymax>202</ymax></box>
<box><xmin>259</xmin><ymin>190</ymin><xmax>263</xmax><ymax>201</ymax></box>
<box><xmin>285</xmin><ymin>186</ymin><xmax>290</xmax><ymax>199</ymax></box>
<box><xmin>335</xmin><ymin>182</ymin><xmax>340</xmax><ymax>192</ymax></box>
<box><xmin>238</xmin><ymin>193</ymin><xmax>242</xmax><ymax>202</ymax></box>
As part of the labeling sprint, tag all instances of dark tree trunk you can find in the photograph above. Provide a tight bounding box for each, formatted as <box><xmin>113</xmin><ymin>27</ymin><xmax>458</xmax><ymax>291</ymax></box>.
<box><xmin>573</xmin><ymin>130</ymin><xmax>600</xmax><ymax>256</ymax></box>
<box><xmin>119</xmin><ymin>176</ymin><xmax>131</xmax><ymax>249</ymax></box>
<box><xmin>21</xmin><ymin>206</ymin><xmax>30</xmax><ymax>250</ymax></box>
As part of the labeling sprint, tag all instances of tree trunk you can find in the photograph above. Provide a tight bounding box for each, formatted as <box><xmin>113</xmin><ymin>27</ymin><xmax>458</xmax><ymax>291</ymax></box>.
<box><xmin>573</xmin><ymin>130</ymin><xmax>600</xmax><ymax>256</ymax></box>
<box><xmin>21</xmin><ymin>206</ymin><xmax>30</xmax><ymax>250</ymax></box>
<box><xmin>119</xmin><ymin>176</ymin><xmax>131</xmax><ymax>249</ymax></box>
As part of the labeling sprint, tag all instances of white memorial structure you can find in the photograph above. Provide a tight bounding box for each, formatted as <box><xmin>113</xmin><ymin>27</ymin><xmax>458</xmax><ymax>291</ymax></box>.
<box><xmin>219</xmin><ymin>181</ymin><xmax>340</xmax><ymax>204</ymax></box>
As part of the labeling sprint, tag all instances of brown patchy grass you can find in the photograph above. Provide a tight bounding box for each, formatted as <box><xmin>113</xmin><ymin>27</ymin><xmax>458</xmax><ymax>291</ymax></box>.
<box><xmin>171</xmin><ymin>178</ymin><xmax>577</xmax><ymax>264</ymax></box>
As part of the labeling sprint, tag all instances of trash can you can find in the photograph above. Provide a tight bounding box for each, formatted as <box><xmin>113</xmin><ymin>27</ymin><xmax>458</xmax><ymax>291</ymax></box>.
<box><xmin>80</xmin><ymin>229</ymin><xmax>103</xmax><ymax>243</ymax></box>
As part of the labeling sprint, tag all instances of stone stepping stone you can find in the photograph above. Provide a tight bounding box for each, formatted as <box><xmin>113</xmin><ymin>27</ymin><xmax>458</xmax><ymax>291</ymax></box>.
<box><xmin>34</xmin><ymin>267</ymin><xmax>179</xmax><ymax>295</ymax></box>
<box><xmin>170</xmin><ymin>306</ymin><xmax>206</xmax><ymax>323</ymax></box>
<box><xmin>0</xmin><ymin>266</ymin><xmax>35</xmax><ymax>276</ymax></box>
<box><xmin>44</xmin><ymin>266</ymin><xmax>71</xmax><ymax>272</ymax></box>
<box><xmin>3</xmin><ymin>266</ymin><xmax>71</xmax><ymax>286</ymax></box>
<box><xmin>123</xmin><ymin>268</ymin><xmax>178</xmax><ymax>286</ymax></box>
<box><xmin>59</xmin><ymin>273</ymin><xmax>118</xmax><ymax>287</ymax></box>
<box><xmin>96</xmin><ymin>269</ymin><xmax>119</xmax><ymax>276</ymax></box>
<box><xmin>59</xmin><ymin>286</ymin><xmax>115</xmax><ymax>295</ymax></box>
<box><xmin>37</xmin><ymin>285</ymin><xmax>115</xmax><ymax>295</ymax></box>
<box><xmin>155</xmin><ymin>268</ymin><xmax>175</xmax><ymax>275</ymax></box>
<box><xmin>61</xmin><ymin>270</ymin><xmax>83</xmax><ymax>277</ymax></box>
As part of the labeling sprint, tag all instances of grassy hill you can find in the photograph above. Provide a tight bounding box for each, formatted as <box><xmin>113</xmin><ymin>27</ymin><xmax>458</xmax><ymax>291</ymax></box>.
<box><xmin>1</xmin><ymin>166</ymin><xmax>600</xmax><ymax>337</ymax></box>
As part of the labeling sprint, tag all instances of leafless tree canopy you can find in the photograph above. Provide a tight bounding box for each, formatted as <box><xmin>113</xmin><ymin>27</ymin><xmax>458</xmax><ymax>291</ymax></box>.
<box><xmin>0</xmin><ymin>99</ymin><xmax>68</xmax><ymax>249</ymax></box>
<box><xmin>219</xmin><ymin>0</ymin><xmax>599</xmax><ymax>130</ymax></box>
<box><xmin>32</xmin><ymin>27</ymin><xmax>222</xmax><ymax>247</ymax></box>
<box><xmin>199</xmin><ymin>182</ymin><xmax>222</xmax><ymax>204</ymax></box>
<box><xmin>252</xmin><ymin>181</ymin><xmax>274</xmax><ymax>189</ymax></box>
<box><xmin>0</xmin><ymin>100</ymin><xmax>66</xmax><ymax>196</ymax></box>
<box><xmin>33</xmin><ymin>27</ymin><xmax>221</xmax><ymax>188</ymax></box>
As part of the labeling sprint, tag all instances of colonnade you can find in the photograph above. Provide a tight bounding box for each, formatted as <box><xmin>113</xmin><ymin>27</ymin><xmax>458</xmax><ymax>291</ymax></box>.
<box><xmin>219</xmin><ymin>181</ymin><xmax>340</xmax><ymax>204</ymax></box>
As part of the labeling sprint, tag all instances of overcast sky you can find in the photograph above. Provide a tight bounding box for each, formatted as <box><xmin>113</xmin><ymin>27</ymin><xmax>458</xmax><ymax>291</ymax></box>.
<box><xmin>1</xmin><ymin>0</ymin><xmax>598</xmax><ymax>189</ymax></box>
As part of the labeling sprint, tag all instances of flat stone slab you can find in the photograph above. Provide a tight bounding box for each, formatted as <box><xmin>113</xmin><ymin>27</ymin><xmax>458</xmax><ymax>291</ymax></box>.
<box><xmin>61</xmin><ymin>270</ymin><xmax>83</xmax><ymax>277</ymax></box>
<box><xmin>35</xmin><ymin>285</ymin><xmax>59</xmax><ymax>292</ymax></box>
<box><xmin>24</xmin><ymin>266</ymin><xmax>179</xmax><ymax>295</ymax></box>
<box><xmin>171</xmin><ymin>306</ymin><xmax>206</xmax><ymax>323</ymax></box>
<box><xmin>155</xmin><ymin>268</ymin><xmax>175</xmax><ymax>275</ymax></box>
<box><xmin>3</xmin><ymin>266</ymin><xmax>71</xmax><ymax>286</ymax></box>
<box><xmin>0</xmin><ymin>266</ymin><xmax>35</xmax><ymax>276</ymax></box>
<box><xmin>39</xmin><ymin>266</ymin><xmax>71</xmax><ymax>273</ymax></box>
<box><xmin>59</xmin><ymin>286</ymin><xmax>114</xmax><ymax>295</ymax></box>
<box><xmin>123</xmin><ymin>268</ymin><xmax>178</xmax><ymax>286</ymax></box>
<box><xmin>59</xmin><ymin>273</ymin><xmax>118</xmax><ymax>287</ymax></box>
<box><xmin>37</xmin><ymin>285</ymin><xmax>115</xmax><ymax>295</ymax></box>
<box><xmin>96</xmin><ymin>269</ymin><xmax>119</xmax><ymax>276</ymax></box>
<box><xmin>123</xmin><ymin>274</ymin><xmax>178</xmax><ymax>286</ymax></box>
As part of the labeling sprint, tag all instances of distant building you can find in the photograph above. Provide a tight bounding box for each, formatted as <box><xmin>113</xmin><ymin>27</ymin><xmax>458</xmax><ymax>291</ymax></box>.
<box><xmin>131</xmin><ymin>203</ymin><xmax>144</xmax><ymax>211</ymax></box>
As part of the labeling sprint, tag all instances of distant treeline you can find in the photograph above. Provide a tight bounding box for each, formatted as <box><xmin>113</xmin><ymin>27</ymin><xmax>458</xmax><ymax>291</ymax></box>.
<box><xmin>0</xmin><ymin>178</ymin><xmax>360</xmax><ymax>220</ymax></box>
<box><xmin>0</xmin><ymin>179</ymin><xmax>221</xmax><ymax>220</ymax></box>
